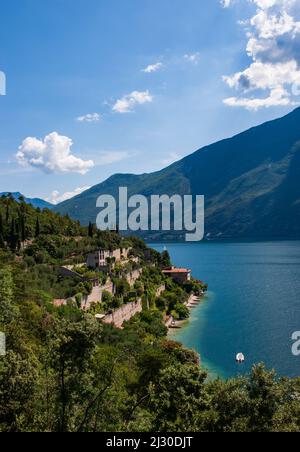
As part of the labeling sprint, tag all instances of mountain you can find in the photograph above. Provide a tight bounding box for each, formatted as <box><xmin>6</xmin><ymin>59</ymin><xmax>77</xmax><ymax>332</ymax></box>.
<box><xmin>54</xmin><ymin>107</ymin><xmax>300</xmax><ymax>240</ymax></box>
<box><xmin>0</xmin><ymin>192</ymin><xmax>53</xmax><ymax>210</ymax></box>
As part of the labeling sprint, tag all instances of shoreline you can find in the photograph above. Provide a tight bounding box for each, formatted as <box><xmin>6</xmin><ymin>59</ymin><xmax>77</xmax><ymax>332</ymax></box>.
<box><xmin>166</xmin><ymin>291</ymin><xmax>222</xmax><ymax>380</ymax></box>
<box><xmin>165</xmin><ymin>293</ymin><xmax>203</xmax><ymax>330</ymax></box>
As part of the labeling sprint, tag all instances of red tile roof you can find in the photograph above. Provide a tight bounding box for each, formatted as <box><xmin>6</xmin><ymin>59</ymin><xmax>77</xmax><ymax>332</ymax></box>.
<box><xmin>162</xmin><ymin>268</ymin><xmax>191</xmax><ymax>274</ymax></box>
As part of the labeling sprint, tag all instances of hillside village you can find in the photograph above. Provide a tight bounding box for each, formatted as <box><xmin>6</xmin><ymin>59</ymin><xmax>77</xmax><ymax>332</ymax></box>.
<box><xmin>55</xmin><ymin>244</ymin><xmax>204</xmax><ymax>328</ymax></box>
<box><xmin>0</xmin><ymin>194</ymin><xmax>206</xmax><ymax>329</ymax></box>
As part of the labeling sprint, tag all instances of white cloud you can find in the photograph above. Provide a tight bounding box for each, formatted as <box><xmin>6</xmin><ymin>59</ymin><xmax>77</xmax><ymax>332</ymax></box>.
<box><xmin>76</xmin><ymin>113</ymin><xmax>101</xmax><ymax>122</ymax></box>
<box><xmin>184</xmin><ymin>53</ymin><xmax>201</xmax><ymax>64</ymax></box>
<box><xmin>250</xmin><ymin>9</ymin><xmax>300</xmax><ymax>39</ymax></box>
<box><xmin>223</xmin><ymin>86</ymin><xmax>294</xmax><ymax>110</ymax></box>
<box><xmin>222</xmin><ymin>0</ymin><xmax>300</xmax><ymax>109</ymax></box>
<box><xmin>223</xmin><ymin>60</ymin><xmax>300</xmax><ymax>90</ymax></box>
<box><xmin>112</xmin><ymin>90</ymin><xmax>153</xmax><ymax>113</ymax></box>
<box><xmin>251</xmin><ymin>0</ymin><xmax>296</xmax><ymax>11</ymax></box>
<box><xmin>221</xmin><ymin>0</ymin><xmax>234</xmax><ymax>7</ymax></box>
<box><xmin>17</xmin><ymin>132</ymin><xmax>94</xmax><ymax>175</ymax></box>
<box><xmin>142</xmin><ymin>62</ymin><xmax>163</xmax><ymax>73</ymax></box>
<box><xmin>48</xmin><ymin>186</ymin><xmax>91</xmax><ymax>205</ymax></box>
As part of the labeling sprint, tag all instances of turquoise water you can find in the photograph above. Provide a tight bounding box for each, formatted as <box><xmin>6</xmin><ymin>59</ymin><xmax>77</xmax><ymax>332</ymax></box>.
<box><xmin>149</xmin><ymin>242</ymin><xmax>300</xmax><ymax>379</ymax></box>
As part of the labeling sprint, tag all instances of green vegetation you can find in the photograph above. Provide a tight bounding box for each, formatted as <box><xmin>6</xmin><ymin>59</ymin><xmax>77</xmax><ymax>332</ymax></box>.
<box><xmin>1</xmin><ymin>196</ymin><xmax>300</xmax><ymax>432</ymax></box>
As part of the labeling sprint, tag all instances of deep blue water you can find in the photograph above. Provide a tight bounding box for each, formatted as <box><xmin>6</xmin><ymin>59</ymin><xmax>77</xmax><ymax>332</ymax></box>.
<box><xmin>149</xmin><ymin>242</ymin><xmax>300</xmax><ymax>379</ymax></box>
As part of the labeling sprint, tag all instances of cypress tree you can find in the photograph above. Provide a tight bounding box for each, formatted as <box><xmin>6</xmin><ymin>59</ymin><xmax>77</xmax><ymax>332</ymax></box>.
<box><xmin>88</xmin><ymin>222</ymin><xmax>94</xmax><ymax>238</ymax></box>
<box><xmin>15</xmin><ymin>220</ymin><xmax>21</xmax><ymax>251</ymax></box>
<box><xmin>8</xmin><ymin>219</ymin><xmax>18</xmax><ymax>251</ymax></box>
<box><xmin>0</xmin><ymin>212</ymin><xmax>4</xmax><ymax>248</ymax></box>
<box><xmin>19</xmin><ymin>213</ymin><xmax>26</xmax><ymax>243</ymax></box>
<box><xmin>5</xmin><ymin>202</ymin><xmax>9</xmax><ymax>223</ymax></box>
<box><xmin>35</xmin><ymin>217</ymin><xmax>40</xmax><ymax>237</ymax></box>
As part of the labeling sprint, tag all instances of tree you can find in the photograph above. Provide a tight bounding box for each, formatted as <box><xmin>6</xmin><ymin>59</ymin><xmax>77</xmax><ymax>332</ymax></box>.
<box><xmin>0</xmin><ymin>213</ymin><xmax>4</xmax><ymax>248</ymax></box>
<box><xmin>5</xmin><ymin>202</ymin><xmax>9</xmax><ymax>223</ymax></box>
<box><xmin>247</xmin><ymin>364</ymin><xmax>281</xmax><ymax>432</ymax></box>
<box><xmin>88</xmin><ymin>222</ymin><xmax>94</xmax><ymax>238</ymax></box>
<box><xmin>8</xmin><ymin>219</ymin><xmax>19</xmax><ymax>252</ymax></box>
<box><xmin>114</xmin><ymin>279</ymin><xmax>130</xmax><ymax>297</ymax></box>
<box><xmin>35</xmin><ymin>217</ymin><xmax>40</xmax><ymax>238</ymax></box>
<box><xmin>149</xmin><ymin>364</ymin><xmax>208</xmax><ymax>432</ymax></box>
<box><xmin>19</xmin><ymin>211</ymin><xmax>26</xmax><ymax>243</ymax></box>
<box><xmin>101</xmin><ymin>290</ymin><xmax>113</xmax><ymax>307</ymax></box>
<box><xmin>0</xmin><ymin>267</ymin><xmax>17</xmax><ymax>324</ymax></box>
<box><xmin>0</xmin><ymin>351</ymin><xmax>39</xmax><ymax>432</ymax></box>
<box><xmin>204</xmin><ymin>378</ymin><xmax>250</xmax><ymax>432</ymax></box>
<box><xmin>174</xmin><ymin>303</ymin><xmax>189</xmax><ymax>320</ymax></box>
<box><xmin>47</xmin><ymin>318</ymin><xmax>101</xmax><ymax>432</ymax></box>
<box><xmin>160</xmin><ymin>250</ymin><xmax>171</xmax><ymax>268</ymax></box>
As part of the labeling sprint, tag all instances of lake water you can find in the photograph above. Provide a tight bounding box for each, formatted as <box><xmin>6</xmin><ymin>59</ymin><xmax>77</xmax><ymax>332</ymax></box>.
<box><xmin>149</xmin><ymin>242</ymin><xmax>300</xmax><ymax>379</ymax></box>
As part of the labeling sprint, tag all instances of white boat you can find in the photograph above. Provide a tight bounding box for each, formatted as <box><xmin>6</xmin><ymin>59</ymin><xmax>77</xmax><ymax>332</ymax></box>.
<box><xmin>236</xmin><ymin>353</ymin><xmax>245</xmax><ymax>363</ymax></box>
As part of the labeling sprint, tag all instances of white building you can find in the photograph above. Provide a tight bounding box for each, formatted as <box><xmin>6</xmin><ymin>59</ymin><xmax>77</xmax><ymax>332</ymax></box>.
<box><xmin>87</xmin><ymin>248</ymin><xmax>131</xmax><ymax>269</ymax></box>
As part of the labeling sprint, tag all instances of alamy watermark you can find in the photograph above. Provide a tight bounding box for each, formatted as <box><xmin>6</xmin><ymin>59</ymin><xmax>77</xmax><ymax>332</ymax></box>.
<box><xmin>0</xmin><ymin>70</ymin><xmax>6</xmax><ymax>96</ymax></box>
<box><xmin>292</xmin><ymin>331</ymin><xmax>300</xmax><ymax>356</ymax></box>
<box><xmin>0</xmin><ymin>332</ymin><xmax>6</xmax><ymax>356</ymax></box>
<box><xmin>96</xmin><ymin>187</ymin><xmax>205</xmax><ymax>242</ymax></box>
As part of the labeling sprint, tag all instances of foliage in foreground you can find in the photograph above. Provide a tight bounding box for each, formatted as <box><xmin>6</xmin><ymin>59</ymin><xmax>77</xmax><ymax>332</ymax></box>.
<box><xmin>1</xmin><ymin>264</ymin><xmax>300</xmax><ymax>432</ymax></box>
<box><xmin>1</xmin><ymin>196</ymin><xmax>300</xmax><ymax>432</ymax></box>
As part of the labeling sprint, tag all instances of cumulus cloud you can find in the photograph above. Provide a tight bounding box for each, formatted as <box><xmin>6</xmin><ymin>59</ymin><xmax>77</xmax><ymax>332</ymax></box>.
<box><xmin>223</xmin><ymin>60</ymin><xmax>300</xmax><ymax>90</ymax></box>
<box><xmin>48</xmin><ymin>186</ymin><xmax>91</xmax><ymax>205</ymax></box>
<box><xmin>224</xmin><ymin>86</ymin><xmax>293</xmax><ymax>109</ymax></box>
<box><xmin>112</xmin><ymin>90</ymin><xmax>153</xmax><ymax>113</ymax></box>
<box><xmin>76</xmin><ymin>113</ymin><xmax>101</xmax><ymax>122</ymax></box>
<box><xmin>142</xmin><ymin>62</ymin><xmax>163</xmax><ymax>73</ymax></box>
<box><xmin>17</xmin><ymin>132</ymin><xmax>94</xmax><ymax>175</ymax></box>
<box><xmin>222</xmin><ymin>0</ymin><xmax>300</xmax><ymax>109</ymax></box>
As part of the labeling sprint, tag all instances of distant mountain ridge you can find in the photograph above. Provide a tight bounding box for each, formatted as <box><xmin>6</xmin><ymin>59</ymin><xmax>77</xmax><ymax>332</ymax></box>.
<box><xmin>0</xmin><ymin>192</ymin><xmax>53</xmax><ymax>210</ymax></box>
<box><xmin>54</xmin><ymin>107</ymin><xmax>300</xmax><ymax>240</ymax></box>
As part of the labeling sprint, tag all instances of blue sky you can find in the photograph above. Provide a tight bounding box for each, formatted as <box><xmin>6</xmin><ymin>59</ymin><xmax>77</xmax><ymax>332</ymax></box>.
<box><xmin>0</xmin><ymin>0</ymin><xmax>299</xmax><ymax>203</ymax></box>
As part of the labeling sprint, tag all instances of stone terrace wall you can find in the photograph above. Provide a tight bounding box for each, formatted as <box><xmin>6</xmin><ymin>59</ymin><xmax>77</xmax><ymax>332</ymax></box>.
<box><xmin>82</xmin><ymin>280</ymin><xmax>114</xmax><ymax>310</ymax></box>
<box><xmin>126</xmin><ymin>268</ymin><xmax>142</xmax><ymax>286</ymax></box>
<box><xmin>102</xmin><ymin>299</ymin><xmax>142</xmax><ymax>328</ymax></box>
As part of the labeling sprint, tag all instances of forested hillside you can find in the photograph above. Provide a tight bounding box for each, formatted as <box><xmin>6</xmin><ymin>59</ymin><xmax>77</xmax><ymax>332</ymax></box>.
<box><xmin>0</xmin><ymin>192</ymin><xmax>53</xmax><ymax>210</ymax></box>
<box><xmin>1</xmin><ymin>195</ymin><xmax>300</xmax><ymax>432</ymax></box>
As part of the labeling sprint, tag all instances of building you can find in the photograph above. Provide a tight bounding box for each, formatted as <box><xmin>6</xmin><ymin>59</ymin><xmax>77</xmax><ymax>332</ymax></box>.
<box><xmin>162</xmin><ymin>267</ymin><xmax>191</xmax><ymax>284</ymax></box>
<box><xmin>87</xmin><ymin>248</ymin><xmax>131</xmax><ymax>269</ymax></box>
